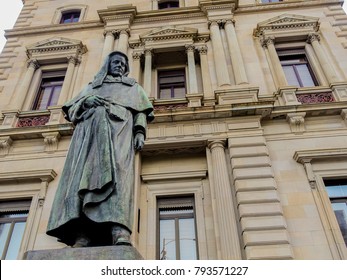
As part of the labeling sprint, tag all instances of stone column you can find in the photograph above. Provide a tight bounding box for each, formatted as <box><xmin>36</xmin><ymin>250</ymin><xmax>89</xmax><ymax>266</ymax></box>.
<box><xmin>224</xmin><ymin>20</ymin><xmax>248</xmax><ymax>85</ymax></box>
<box><xmin>101</xmin><ymin>30</ymin><xmax>115</xmax><ymax>62</ymax></box>
<box><xmin>186</xmin><ymin>45</ymin><xmax>198</xmax><ymax>94</ymax></box>
<box><xmin>17</xmin><ymin>59</ymin><xmax>40</xmax><ymax>109</ymax></box>
<box><xmin>261</xmin><ymin>36</ymin><xmax>287</xmax><ymax>87</ymax></box>
<box><xmin>58</xmin><ymin>56</ymin><xmax>78</xmax><ymax>105</ymax></box>
<box><xmin>143</xmin><ymin>49</ymin><xmax>153</xmax><ymax>97</ymax></box>
<box><xmin>209</xmin><ymin>21</ymin><xmax>231</xmax><ymax>87</ymax></box>
<box><xmin>117</xmin><ymin>29</ymin><xmax>130</xmax><ymax>54</ymax></box>
<box><xmin>197</xmin><ymin>46</ymin><xmax>214</xmax><ymax>103</ymax></box>
<box><xmin>307</xmin><ymin>33</ymin><xmax>340</xmax><ymax>84</ymax></box>
<box><xmin>208</xmin><ymin>140</ymin><xmax>242</xmax><ymax>259</ymax></box>
<box><xmin>131</xmin><ymin>51</ymin><xmax>142</xmax><ymax>83</ymax></box>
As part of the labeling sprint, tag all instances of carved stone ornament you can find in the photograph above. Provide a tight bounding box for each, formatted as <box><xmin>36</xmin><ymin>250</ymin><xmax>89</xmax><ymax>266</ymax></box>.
<box><xmin>17</xmin><ymin>115</ymin><xmax>50</xmax><ymax>127</ymax></box>
<box><xmin>42</xmin><ymin>132</ymin><xmax>61</xmax><ymax>153</ymax></box>
<box><xmin>139</xmin><ymin>26</ymin><xmax>198</xmax><ymax>43</ymax></box>
<box><xmin>286</xmin><ymin>112</ymin><xmax>306</xmax><ymax>133</ymax></box>
<box><xmin>26</xmin><ymin>37</ymin><xmax>87</xmax><ymax>59</ymax></box>
<box><xmin>296</xmin><ymin>92</ymin><xmax>334</xmax><ymax>104</ymax></box>
<box><xmin>253</xmin><ymin>14</ymin><xmax>320</xmax><ymax>37</ymax></box>
<box><xmin>0</xmin><ymin>136</ymin><xmax>13</xmax><ymax>157</ymax></box>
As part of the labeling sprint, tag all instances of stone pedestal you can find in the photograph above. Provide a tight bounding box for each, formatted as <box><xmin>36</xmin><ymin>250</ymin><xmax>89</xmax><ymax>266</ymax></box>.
<box><xmin>24</xmin><ymin>245</ymin><xmax>144</xmax><ymax>260</ymax></box>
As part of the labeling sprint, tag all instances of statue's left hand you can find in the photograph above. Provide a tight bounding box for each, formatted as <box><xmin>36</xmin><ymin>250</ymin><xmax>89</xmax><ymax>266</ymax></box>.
<box><xmin>134</xmin><ymin>133</ymin><xmax>145</xmax><ymax>151</ymax></box>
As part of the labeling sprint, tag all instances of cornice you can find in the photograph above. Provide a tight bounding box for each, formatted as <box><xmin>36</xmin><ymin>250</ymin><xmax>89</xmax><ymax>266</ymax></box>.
<box><xmin>236</xmin><ymin>0</ymin><xmax>343</xmax><ymax>14</ymax></box>
<box><xmin>5</xmin><ymin>21</ymin><xmax>103</xmax><ymax>38</ymax></box>
<box><xmin>134</xmin><ymin>7</ymin><xmax>205</xmax><ymax>23</ymax></box>
<box><xmin>0</xmin><ymin>169</ymin><xmax>57</xmax><ymax>183</ymax></box>
<box><xmin>98</xmin><ymin>4</ymin><xmax>137</xmax><ymax>24</ymax></box>
<box><xmin>294</xmin><ymin>148</ymin><xmax>347</xmax><ymax>164</ymax></box>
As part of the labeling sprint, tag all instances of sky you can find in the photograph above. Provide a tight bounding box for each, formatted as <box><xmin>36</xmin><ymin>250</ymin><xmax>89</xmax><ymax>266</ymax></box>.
<box><xmin>0</xmin><ymin>1</ymin><xmax>347</xmax><ymax>52</ymax></box>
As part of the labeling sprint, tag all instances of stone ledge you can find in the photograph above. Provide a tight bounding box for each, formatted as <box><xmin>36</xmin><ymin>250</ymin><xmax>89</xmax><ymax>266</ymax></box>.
<box><xmin>24</xmin><ymin>245</ymin><xmax>144</xmax><ymax>260</ymax></box>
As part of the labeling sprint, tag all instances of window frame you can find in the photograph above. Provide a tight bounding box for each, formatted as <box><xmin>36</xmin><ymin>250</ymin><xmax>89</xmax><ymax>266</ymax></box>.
<box><xmin>0</xmin><ymin>201</ymin><xmax>30</xmax><ymax>260</ymax></box>
<box><xmin>59</xmin><ymin>10</ymin><xmax>81</xmax><ymax>24</ymax></box>
<box><xmin>157</xmin><ymin>68</ymin><xmax>187</xmax><ymax>100</ymax></box>
<box><xmin>157</xmin><ymin>196</ymin><xmax>199</xmax><ymax>260</ymax></box>
<box><xmin>31</xmin><ymin>72</ymin><xmax>66</xmax><ymax>110</ymax></box>
<box><xmin>52</xmin><ymin>5</ymin><xmax>87</xmax><ymax>24</ymax></box>
<box><xmin>278</xmin><ymin>48</ymin><xmax>318</xmax><ymax>88</ymax></box>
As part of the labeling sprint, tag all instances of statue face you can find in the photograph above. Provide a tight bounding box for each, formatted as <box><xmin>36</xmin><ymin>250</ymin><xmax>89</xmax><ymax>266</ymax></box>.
<box><xmin>108</xmin><ymin>55</ymin><xmax>127</xmax><ymax>77</ymax></box>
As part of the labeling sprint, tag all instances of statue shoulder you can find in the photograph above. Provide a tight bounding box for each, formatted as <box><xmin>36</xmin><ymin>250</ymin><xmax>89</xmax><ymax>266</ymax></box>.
<box><xmin>122</xmin><ymin>76</ymin><xmax>137</xmax><ymax>86</ymax></box>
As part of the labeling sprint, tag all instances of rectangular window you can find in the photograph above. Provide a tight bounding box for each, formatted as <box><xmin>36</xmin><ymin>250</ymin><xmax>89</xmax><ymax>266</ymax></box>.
<box><xmin>60</xmin><ymin>11</ymin><xmax>81</xmax><ymax>24</ymax></box>
<box><xmin>158</xmin><ymin>1</ymin><xmax>179</xmax><ymax>9</ymax></box>
<box><xmin>158</xmin><ymin>69</ymin><xmax>186</xmax><ymax>99</ymax></box>
<box><xmin>158</xmin><ymin>196</ymin><xmax>198</xmax><ymax>260</ymax></box>
<box><xmin>32</xmin><ymin>72</ymin><xmax>65</xmax><ymax>110</ymax></box>
<box><xmin>0</xmin><ymin>200</ymin><xmax>31</xmax><ymax>260</ymax></box>
<box><xmin>324</xmin><ymin>179</ymin><xmax>347</xmax><ymax>246</ymax></box>
<box><xmin>261</xmin><ymin>0</ymin><xmax>283</xmax><ymax>3</ymax></box>
<box><xmin>278</xmin><ymin>50</ymin><xmax>318</xmax><ymax>87</ymax></box>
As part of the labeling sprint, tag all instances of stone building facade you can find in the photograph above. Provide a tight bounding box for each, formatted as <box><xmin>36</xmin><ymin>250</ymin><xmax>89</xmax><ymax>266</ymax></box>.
<box><xmin>0</xmin><ymin>0</ymin><xmax>347</xmax><ymax>260</ymax></box>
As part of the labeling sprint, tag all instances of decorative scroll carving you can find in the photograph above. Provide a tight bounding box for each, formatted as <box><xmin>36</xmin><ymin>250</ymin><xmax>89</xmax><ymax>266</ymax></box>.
<box><xmin>0</xmin><ymin>136</ymin><xmax>13</xmax><ymax>157</ymax></box>
<box><xmin>197</xmin><ymin>45</ymin><xmax>208</xmax><ymax>55</ymax></box>
<box><xmin>306</xmin><ymin>33</ymin><xmax>321</xmax><ymax>44</ymax></box>
<box><xmin>17</xmin><ymin>115</ymin><xmax>50</xmax><ymax>127</ymax></box>
<box><xmin>286</xmin><ymin>112</ymin><xmax>306</xmax><ymax>133</ymax></box>
<box><xmin>296</xmin><ymin>92</ymin><xmax>335</xmax><ymax>104</ymax></box>
<box><xmin>260</xmin><ymin>36</ymin><xmax>275</xmax><ymax>48</ymax></box>
<box><xmin>154</xmin><ymin>103</ymin><xmax>188</xmax><ymax>112</ymax></box>
<box><xmin>42</xmin><ymin>132</ymin><xmax>61</xmax><ymax>153</ymax></box>
<box><xmin>27</xmin><ymin>59</ymin><xmax>40</xmax><ymax>70</ymax></box>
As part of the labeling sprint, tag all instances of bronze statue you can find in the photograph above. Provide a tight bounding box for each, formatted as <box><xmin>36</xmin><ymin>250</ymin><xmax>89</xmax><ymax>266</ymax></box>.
<box><xmin>46</xmin><ymin>51</ymin><xmax>154</xmax><ymax>247</ymax></box>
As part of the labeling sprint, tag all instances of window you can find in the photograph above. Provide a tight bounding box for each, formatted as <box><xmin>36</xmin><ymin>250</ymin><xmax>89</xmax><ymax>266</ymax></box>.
<box><xmin>158</xmin><ymin>1</ymin><xmax>179</xmax><ymax>9</ymax></box>
<box><xmin>158</xmin><ymin>69</ymin><xmax>186</xmax><ymax>99</ymax></box>
<box><xmin>32</xmin><ymin>72</ymin><xmax>65</xmax><ymax>110</ymax></box>
<box><xmin>60</xmin><ymin>11</ymin><xmax>80</xmax><ymax>24</ymax></box>
<box><xmin>278</xmin><ymin>50</ymin><xmax>318</xmax><ymax>88</ymax></box>
<box><xmin>324</xmin><ymin>179</ymin><xmax>347</xmax><ymax>246</ymax></box>
<box><xmin>0</xmin><ymin>200</ymin><xmax>31</xmax><ymax>260</ymax></box>
<box><xmin>261</xmin><ymin>0</ymin><xmax>283</xmax><ymax>3</ymax></box>
<box><xmin>158</xmin><ymin>196</ymin><xmax>198</xmax><ymax>260</ymax></box>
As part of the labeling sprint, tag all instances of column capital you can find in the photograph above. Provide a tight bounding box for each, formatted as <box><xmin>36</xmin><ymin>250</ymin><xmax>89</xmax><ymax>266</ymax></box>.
<box><xmin>27</xmin><ymin>59</ymin><xmax>40</xmax><ymax>70</ymax></box>
<box><xmin>307</xmin><ymin>33</ymin><xmax>320</xmax><ymax>44</ymax></box>
<box><xmin>67</xmin><ymin>56</ymin><xmax>80</xmax><ymax>65</ymax></box>
<box><xmin>132</xmin><ymin>51</ymin><xmax>143</xmax><ymax>60</ymax></box>
<box><xmin>197</xmin><ymin>45</ymin><xmax>208</xmax><ymax>55</ymax></box>
<box><xmin>119</xmin><ymin>28</ymin><xmax>131</xmax><ymax>36</ymax></box>
<box><xmin>144</xmin><ymin>48</ymin><xmax>153</xmax><ymax>56</ymax></box>
<box><xmin>260</xmin><ymin>36</ymin><xmax>275</xmax><ymax>49</ymax></box>
<box><xmin>185</xmin><ymin>44</ymin><xmax>195</xmax><ymax>53</ymax></box>
<box><xmin>225</xmin><ymin>19</ymin><xmax>235</xmax><ymax>27</ymax></box>
<box><xmin>208</xmin><ymin>20</ymin><xmax>226</xmax><ymax>29</ymax></box>
<box><xmin>208</xmin><ymin>139</ymin><xmax>226</xmax><ymax>150</ymax></box>
<box><xmin>103</xmin><ymin>30</ymin><xmax>117</xmax><ymax>38</ymax></box>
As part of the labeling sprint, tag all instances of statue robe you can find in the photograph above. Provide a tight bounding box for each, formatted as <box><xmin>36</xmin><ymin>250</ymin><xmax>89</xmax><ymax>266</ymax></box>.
<box><xmin>46</xmin><ymin>77</ymin><xmax>153</xmax><ymax>246</ymax></box>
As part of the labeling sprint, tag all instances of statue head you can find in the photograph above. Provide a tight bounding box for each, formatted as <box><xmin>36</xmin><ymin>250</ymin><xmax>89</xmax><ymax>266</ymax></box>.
<box><xmin>92</xmin><ymin>51</ymin><xmax>130</xmax><ymax>88</ymax></box>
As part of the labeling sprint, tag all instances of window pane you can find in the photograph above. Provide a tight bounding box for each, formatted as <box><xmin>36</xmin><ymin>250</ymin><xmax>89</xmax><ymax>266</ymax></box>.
<box><xmin>49</xmin><ymin>85</ymin><xmax>62</xmax><ymax>107</ymax></box>
<box><xmin>295</xmin><ymin>65</ymin><xmax>316</xmax><ymax>87</ymax></box>
<box><xmin>159</xmin><ymin>88</ymin><xmax>172</xmax><ymax>99</ymax></box>
<box><xmin>0</xmin><ymin>223</ymin><xmax>11</xmax><ymax>258</ymax></box>
<box><xmin>282</xmin><ymin>66</ymin><xmax>300</xmax><ymax>87</ymax></box>
<box><xmin>5</xmin><ymin>222</ymin><xmax>26</xmax><ymax>260</ymax></box>
<box><xmin>326</xmin><ymin>185</ymin><xmax>347</xmax><ymax>198</ymax></box>
<box><xmin>37</xmin><ymin>87</ymin><xmax>52</xmax><ymax>110</ymax></box>
<box><xmin>159</xmin><ymin>76</ymin><xmax>185</xmax><ymax>84</ymax></box>
<box><xmin>179</xmin><ymin>218</ymin><xmax>197</xmax><ymax>260</ymax></box>
<box><xmin>331</xmin><ymin>202</ymin><xmax>347</xmax><ymax>246</ymax></box>
<box><xmin>159</xmin><ymin>219</ymin><xmax>176</xmax><ymax>260</ymax></box>
<box><xmin>173</xmin><ymin>87</ymin><xmax>186</xmax><ymax>98</ymax></box>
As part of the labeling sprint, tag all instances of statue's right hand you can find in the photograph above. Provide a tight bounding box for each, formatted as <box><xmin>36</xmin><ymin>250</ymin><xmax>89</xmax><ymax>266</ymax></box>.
<box><xmin>83</xmin><ymin>96</ymin><xmax>104</xmax><ymax>108</ymax></box>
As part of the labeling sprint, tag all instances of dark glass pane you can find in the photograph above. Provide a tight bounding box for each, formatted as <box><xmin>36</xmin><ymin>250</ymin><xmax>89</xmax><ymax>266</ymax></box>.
<box><xmin>159</xmin><ymin>76</ymin><xmax>185</xmax><ymax>84</ymax></box>
<box><xmin>5</xmin><ymin>222</ymin><xmax>26</xmax><ymax>260</ymax></box>
<box><xmin>159</xmin><ymin>1</ymin><xmax>179</xmax><ymax>9</ymax></box>
<box><xmin>159</xmin><ymin>219</ymin><xmax>176</xmax><ymax>260</ymax></box>
<box><xmin>60</xmin><ymin>11</ymin><xmax>80</xmax><ymax>24</ymax></box>
<box><xmin>37</xmin><ymin>87</ymin><xmax>52</xmax><ymax>110</ymax></box>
